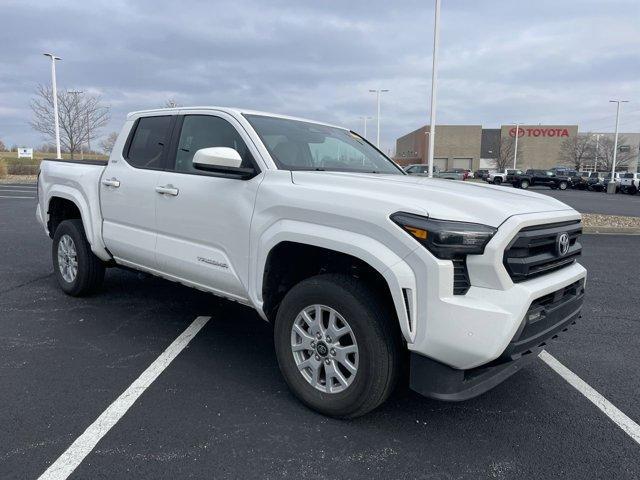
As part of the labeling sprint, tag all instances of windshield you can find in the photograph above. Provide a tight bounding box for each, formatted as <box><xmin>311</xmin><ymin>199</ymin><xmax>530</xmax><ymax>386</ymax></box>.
<box><xmin>244</xmin><ymin>114</ymin><xmax>403</xmax><ymax>174</ymax></box>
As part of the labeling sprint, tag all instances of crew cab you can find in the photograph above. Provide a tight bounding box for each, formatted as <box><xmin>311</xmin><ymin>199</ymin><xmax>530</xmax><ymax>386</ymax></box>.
<box><xmin>620</xmin><ymin>172</ymin><xmax>640</xmax><ymax>194</ymax></box>
<box><xmin>512</xmin><ymin>169</ymin><xmax>572</xmax><ymax>190</ymax></box>
<box><xmin>36</xmin><ymin>107</ymin><xmax>587</xmax><ymax>418</ymax></box>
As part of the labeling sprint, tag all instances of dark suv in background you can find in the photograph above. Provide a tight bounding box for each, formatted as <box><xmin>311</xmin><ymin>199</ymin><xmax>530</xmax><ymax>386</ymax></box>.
<box><xmin>512</xmin><ymin>169</ymin><xmax>572</xmax><ymax>190</ymax></box>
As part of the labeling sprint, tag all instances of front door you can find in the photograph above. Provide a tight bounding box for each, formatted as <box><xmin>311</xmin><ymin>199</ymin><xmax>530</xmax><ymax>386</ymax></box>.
<box><xmin>154</xmin><ymin>112</ymin><xmax>263</xmax><ymax>301</ymax></box>
<box><xmin>100</xmin><ymin>115</ymin><xmax>175</xmax><ymax>269</ymax></box>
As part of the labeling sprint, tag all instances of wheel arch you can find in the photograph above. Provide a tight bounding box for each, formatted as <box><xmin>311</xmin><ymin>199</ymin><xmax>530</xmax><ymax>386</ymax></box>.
<box><xmin>45</xmin><ymin>187</ymin><xmax>111</xmax><ymax>261</ymax></box>
<box><xmin>251</xmin><ymin>220</ymin><xmax>417</xmax><ymax>343</ymax></box>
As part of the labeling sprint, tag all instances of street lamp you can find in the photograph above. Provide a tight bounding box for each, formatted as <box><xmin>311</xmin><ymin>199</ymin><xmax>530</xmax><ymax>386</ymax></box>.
<box><xmin>427</xmin><ymin>0</ymin><xmax>441</xmax><ymax>178</ymax></box>
<box><xmin>608</xmin><ymin>100</ymin><xmax>629</xmax><ymax>194</ymax></box>
<box><xmin>360</xmin><ymin>116</ymin><xmax>373</xmax><ymax>139</ymax></box>
<box><xmin>369</xmin><ymin>89</ymin><xmax>389</xmax><ymax>148</ymax></box>
<box><xmin>43</xmin><ymin>53</ymin><xmax>62</xmax><ymax>159</ymax></box>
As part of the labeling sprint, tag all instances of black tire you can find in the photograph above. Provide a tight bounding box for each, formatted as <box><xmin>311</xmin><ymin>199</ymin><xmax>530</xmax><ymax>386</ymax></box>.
<box><xmin>274</xmin><ymin>274</ymin><xmax>402</xmax><ymax>418</ymax></box>
<box><xmin>520</xmin><ymin>180</ymin><xmax>530</xmax><ymax>189</ymax></box>
<box><xmin>493</xmin><ymin>178</ymin><xmax>502</xmax><ymax>185</ymax></box>
<box><xmin>52</xmin><ymin>219</ymin><xmax>105</xmax><ymax>296</ymax></box>
<box><xmin>558</xmin><ymin>181</ymin><xmax>568</xmax><ymax>190</ymax></box>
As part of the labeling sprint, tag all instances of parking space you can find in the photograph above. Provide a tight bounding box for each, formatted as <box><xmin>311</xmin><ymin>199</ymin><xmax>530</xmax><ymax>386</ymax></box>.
<box><xmin>0</xmin><ymin>183</ymin><xmax>37</xmax><ymax>200</ymax></box>
<box><xmin>1</xmin><ymin>193</ymin><xmax>639</xmax><ymax>479</ymax></box>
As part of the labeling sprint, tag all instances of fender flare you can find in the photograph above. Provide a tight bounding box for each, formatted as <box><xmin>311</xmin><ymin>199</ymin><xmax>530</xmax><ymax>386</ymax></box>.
<box><xmin>46</xmin><ymin>187</ymin><xmax>112</xmax><ymax>261</ymax></box>
<box><xmin>250</xmin><ymin>219</ymin><xmax>418</xmax><ymax>343</ymax></box>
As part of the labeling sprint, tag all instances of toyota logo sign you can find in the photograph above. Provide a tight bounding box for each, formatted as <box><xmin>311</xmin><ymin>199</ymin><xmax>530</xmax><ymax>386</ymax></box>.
<box><xmin>556</xmin><ymin>233</ymin><xmax>570</xmax><ymax>257</ymax></box>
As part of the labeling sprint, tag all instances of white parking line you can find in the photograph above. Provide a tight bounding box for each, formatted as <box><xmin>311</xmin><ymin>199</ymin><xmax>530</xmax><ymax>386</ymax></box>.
<box><xmin>0</xmin><ymin>195</ymin><xmax>35</xmax><ymax>199</ymax></box>
<box><xmin>38</xmin><ymin>316</ymin><xmax>211</xmax><ymax>480</ymax></box>
<box><xmin>540</xmin><ymin>350</ymin><xmax>640</xmax><ymax>446</ymax></box>
<box><xmin>0</xmin><ymin>186</ymin><xmax>36</xmax><ymax>189</ymax></box>
<box><xmin>0</xmin><ymin>189</ymin><xmax>35</xmax><ymax>193</ymax></box>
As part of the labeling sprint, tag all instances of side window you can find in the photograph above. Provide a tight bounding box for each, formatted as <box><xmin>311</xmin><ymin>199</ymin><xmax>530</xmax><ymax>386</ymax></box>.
<box><xmin>126</xmin><ymin>116</ymin><xmax>173</xmax><ymax>169</ymax></box>
<box><xmin>174</xmin><ymin>115</ymin><xmax>254</xmax><ymax>174</ymax></box>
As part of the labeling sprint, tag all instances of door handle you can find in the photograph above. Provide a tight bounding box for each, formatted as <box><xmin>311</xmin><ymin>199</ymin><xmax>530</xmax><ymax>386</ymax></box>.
<box><xmin>102</xmin><ymin>177</ymin><xmax>120</xmax><ymax>188</ymax></box>
<box><xmin>155</xmin><ymin>185</ymin><xmax>179</xmax><ymax>196</ymax></box>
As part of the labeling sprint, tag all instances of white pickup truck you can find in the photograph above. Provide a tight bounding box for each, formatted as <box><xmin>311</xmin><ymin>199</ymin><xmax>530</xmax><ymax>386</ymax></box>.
<box><xmin>37</xmin><ymin>107</ymin><xmax>587</xmax><ymax>417</ymax></box>
<box><xmin>620</xmin><ymin>172</ymin><xmax>640</xmax><ymax>194</ymax></box>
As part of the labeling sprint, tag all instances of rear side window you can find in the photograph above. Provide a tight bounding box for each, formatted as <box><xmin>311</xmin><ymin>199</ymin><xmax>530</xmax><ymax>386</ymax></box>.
<box><xmin>174</xmin><ymin>115</ymin><xmax>254</xmax><ymax>174</ymax></box>
<box><xmin>126</xmin><ymin>116</ymin><xmax>173</xmax><ymax>169</ymax></box>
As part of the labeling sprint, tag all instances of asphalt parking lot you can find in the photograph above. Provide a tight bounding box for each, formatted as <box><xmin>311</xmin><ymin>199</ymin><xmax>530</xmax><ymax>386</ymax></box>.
<box><xmin>1</xmin><ymin>184</ymin><xmax>639</xmax><ymax>479</ymax></box>
<box><xmin>497</xmin><ymin>183</ymin><xmax>640</xmax><ymax>216</ymax></box>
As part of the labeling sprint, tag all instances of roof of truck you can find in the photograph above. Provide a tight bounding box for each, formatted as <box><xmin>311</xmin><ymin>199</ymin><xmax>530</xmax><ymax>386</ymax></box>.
<box><xmin>126</xmin><ymin>106</ymin><xmax>346</xmax><ymax>130</ymax></box>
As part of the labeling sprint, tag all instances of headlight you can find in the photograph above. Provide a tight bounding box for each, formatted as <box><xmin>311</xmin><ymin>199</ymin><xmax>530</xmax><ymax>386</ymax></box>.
<box><xmin>391</xmin><ymin>212</ymin><xmax>497</xmax><ymax>259</ymax></box>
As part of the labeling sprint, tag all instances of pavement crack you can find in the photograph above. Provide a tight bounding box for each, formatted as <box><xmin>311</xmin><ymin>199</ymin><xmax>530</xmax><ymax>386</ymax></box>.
<box><xmin>0</xmin><ymin>272</ymin><xmax>54</xmax><ymax>295</ymax></box>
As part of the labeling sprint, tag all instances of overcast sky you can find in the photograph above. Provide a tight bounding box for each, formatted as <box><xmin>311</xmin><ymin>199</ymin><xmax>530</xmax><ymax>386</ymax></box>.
<box><xmin>1</xmin><ymin>0</ymin><xmax>639</xmax><ymax>153</ymax></box>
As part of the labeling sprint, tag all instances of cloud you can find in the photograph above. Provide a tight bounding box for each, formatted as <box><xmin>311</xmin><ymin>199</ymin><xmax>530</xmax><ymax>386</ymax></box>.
<box><xmin>0</xmin><ymin>0</ymin><xmax>638</xmax><ymax>151</ymax></box>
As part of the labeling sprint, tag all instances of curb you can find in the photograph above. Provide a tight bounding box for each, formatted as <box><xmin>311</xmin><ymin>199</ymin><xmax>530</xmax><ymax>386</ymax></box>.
<box><xmin>583</xmin><ymin>226</ymin><xmax>640</xmax><ymax>235</ymax></box>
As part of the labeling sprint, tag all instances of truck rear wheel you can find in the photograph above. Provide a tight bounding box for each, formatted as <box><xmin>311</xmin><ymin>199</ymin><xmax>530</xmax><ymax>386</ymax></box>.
<box><xmin>274</xmin><ymin>274</ymin><xmax>402</xmax><ymax>418</ymax></box>
<box><xmin>558</xmin><ymin>181</ymin><xmax>568</xmax><ymax>190</ymax></box>
<box><xmin>493</xmin><ymin>177</ymin><xmax>502</xmax><ymax>185</ymax></box>
<box><xmin>52</xmin><ymin>219</ymin><xmax>105</xmax><ymax>296</ymax></box>
<box><xmin>520</xmin><ymin>179</ymin><xmax>530</xmax><ymax>189</ymax></box>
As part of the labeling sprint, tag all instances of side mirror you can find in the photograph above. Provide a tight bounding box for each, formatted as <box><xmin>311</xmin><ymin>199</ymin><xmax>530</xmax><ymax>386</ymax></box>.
<box><xmin>192</xmin><ymin>147</ymin><xmax>256</xmax><ymax>179</ymax></box>
<box><xmin>193</xmin><ymin>147</ymin><xmax>242</xmax><ymax>169</ymax></box>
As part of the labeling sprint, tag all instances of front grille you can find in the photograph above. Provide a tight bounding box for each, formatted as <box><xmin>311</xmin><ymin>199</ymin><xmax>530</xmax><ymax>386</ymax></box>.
<box><xmin>503</xmin><ymin>220</ymin><xmax>582</xmax><ymax>282</ymax></box>
<box><xmin>452</xmin><ymin>258</ymin><xmax>470</xmax><ymax>295</ymax></box>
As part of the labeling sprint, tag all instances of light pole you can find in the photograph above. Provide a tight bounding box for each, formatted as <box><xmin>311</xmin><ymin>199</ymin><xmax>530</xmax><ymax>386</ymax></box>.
<box><xmin>427</xmin><ymin>0</ymin><xmax>441</xmax><ymax>178</ymax></box>
<box><xmin>593</xmin><ymin>133</ymin><xmax>600</xmax><ymax>171</ymax></box>
<box><xmin>608</xmin><ymin>100</ymin><xmax>629</xmax><ymax>194</ymax></box>
<box><xmin>369</xmin><ymin>89</ymin><xmax>389</xmax><ymax>148</ymax></box>
<box><xmin>68</xmin><ymin>90</ymin><xmax>83</xmax><ymax>160</ymax></box>
<box><xmin>512</xmin><ymin>123</ymin><xmax>520</xmax><ymax>169</ymax></box>
<box><xmin>360</xmin><ymin>116</ymin><xmax>373</xmax><ymax>139</ymax></box>
<box><xmin>44</xmin><ymin>53</ymin><xmax>62</xmax><ymax>159</ymax></box>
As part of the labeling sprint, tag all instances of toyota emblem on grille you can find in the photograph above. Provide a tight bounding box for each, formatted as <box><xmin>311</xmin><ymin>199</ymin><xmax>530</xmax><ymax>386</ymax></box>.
<box><xmin>556</xmin><ymin>233</ymin><xmax>570</xmax><ymax>257</ymax></box>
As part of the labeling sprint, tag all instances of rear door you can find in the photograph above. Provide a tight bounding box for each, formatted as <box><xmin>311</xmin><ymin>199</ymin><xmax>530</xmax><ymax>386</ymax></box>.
<box><xmin>100</xmin><ymin>114</ymin><xmax>175</xmax><ymax>269</ymax></box>
<box><xmin>154</xmin><ymin>112</ymin><xmax>263</xmax><ymax>301</ymax></box>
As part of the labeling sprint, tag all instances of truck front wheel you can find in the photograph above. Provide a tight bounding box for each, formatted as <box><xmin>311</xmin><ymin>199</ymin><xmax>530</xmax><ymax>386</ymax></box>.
<box><xmin>274</xmin><ymin>274</ymin><xmax>402</xmax><ymax>418</ymax></box>
<box><xmin>52</xmin><ymin>219</ymin><xmax>105</xmax><ymax>296</ymax></box>
<box><xmin>520</xmin><ymin>179</ymin><xmax>530</xmax><ymax>189</ymax></box>
<box><xmin>493</xmin><ymin>177</ymin><xmax>502</xmax><ymax>185</ymax></box>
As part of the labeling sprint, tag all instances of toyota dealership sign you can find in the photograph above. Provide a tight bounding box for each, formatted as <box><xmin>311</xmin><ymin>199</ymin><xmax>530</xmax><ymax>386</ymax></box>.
<box><xmin>509</xmin><ymin>127</ymin><xmax>570</xmax><ymax>138</ymax></box>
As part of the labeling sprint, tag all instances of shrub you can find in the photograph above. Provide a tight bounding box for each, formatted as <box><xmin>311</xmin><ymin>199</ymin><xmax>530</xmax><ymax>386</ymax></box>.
<box><xmin>0</xmin><ymin>159</ymin><xmax>7</xmax><ymax>179</ymax></box>
<box><xmin>7</xmin><ymin>164</ymin><xmax>39</xmax><ymax>176</ymax></box>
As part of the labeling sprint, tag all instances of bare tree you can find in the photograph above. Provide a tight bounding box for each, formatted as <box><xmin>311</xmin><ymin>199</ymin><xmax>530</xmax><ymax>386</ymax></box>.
<box><xmin>0</xmin><ymin>139</ymin><xmax>5</xmax><ymax>151</ymax></box>
<box><xmin>495</xmin><ymin>136</ymin><xmax>523</xmax><ymax>171</ymax></box>
<box><xmin>559</xmin><ymin>134</ymin><xmax>593</xmax><ymax>170</ymax></box>
<box><xmin>593</xmin><ymin>135</ymin><xmax>634</xmax><ymax>171</ymax></box>
<box><xmin>164</xmin><ymin>98</ymin><xmax>181</xmax><ymax>108</ymax></box>
<box><xmin>30</xmin><ymin>84</ymin><xmax>110</xmax><ymax>159</ymax></box>
<box><xmin>100</xmin><ymin>132</ymin><xmax>118</xmax><ymax>154</ymax></box>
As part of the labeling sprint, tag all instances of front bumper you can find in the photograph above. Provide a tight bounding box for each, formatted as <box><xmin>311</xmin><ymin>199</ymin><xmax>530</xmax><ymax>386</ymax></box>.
<box><xmin>410</xmin><ymin>278</ymin><xmax>584</xmax><ymax>401</ymax></box>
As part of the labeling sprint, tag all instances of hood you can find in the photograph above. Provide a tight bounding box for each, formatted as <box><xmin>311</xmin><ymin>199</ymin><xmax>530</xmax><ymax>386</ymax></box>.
<box><xmin>291</xmin><ymin>172</ymin><xmax>576</xmax><ymax>227</ymax></box>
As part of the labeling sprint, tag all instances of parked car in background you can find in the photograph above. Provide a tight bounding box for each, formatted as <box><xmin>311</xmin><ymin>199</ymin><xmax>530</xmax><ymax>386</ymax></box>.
<box><xmin>36</xmin><ymin>106</ymin><xmax>587</xmax><ymax>417</ymax></box>
<box><xmin>474</xmin><ymin>169</ymin><xmax>489</xmax><ymax>179</ymax></box>
<box><xmin>620</xmin><ymin>172</ymin><xmax>640</xmax><ymax>194</ymax></box>
<box><xmin>404</xmin><ymin>164</ymin><xmax>430</xmax><ymax>175</ymax></box>
<box><xmin>512</xmin><ymin>169</ymin><xmax>572</xmax><ymax>190</ymax></box>
<box><xmin>563</xmin><ymin>170</ymin><xmax>584</xmax><ymax>189</ymax></box>
<box><xmin>434</xmin><ymin>170</ymin><xmax>465</xmax><ymax>180</ymax></box>
<box><xmin>450</xmin><ymin>168</ymin><xmax>471</xmax><ymax>180</ymax></box>
<box><xmin>487</xmin><ymin>169</ymin><xmax>523</xmax><ymax>185</ymax></box>
<box><xmin>586</xmin><ymin>172</ymin><xmax>605</xmax><ymax>191</ymax></box>
<box><xmin>602</xmin><ymin>172</ymin><xmax>623</xmax><ymax>193</ymax></box>
<box><xmin>574</xmin><ymin>172</ymin><xmax>591</xmax><ymax>190</ymax></box>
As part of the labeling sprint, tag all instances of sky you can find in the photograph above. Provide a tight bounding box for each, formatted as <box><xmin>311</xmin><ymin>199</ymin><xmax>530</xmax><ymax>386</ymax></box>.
<box><xmin>1</xmin><ymin>0</ymin><xmax>639</xmax><ymax>154</ymax></box>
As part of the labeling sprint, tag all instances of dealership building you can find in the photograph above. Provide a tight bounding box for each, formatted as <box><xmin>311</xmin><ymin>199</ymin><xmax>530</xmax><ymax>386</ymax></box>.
<box><xmin>394</xmin><ymin>124</ymin><xmax>639</xmax><ymax>173</ymax></box>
